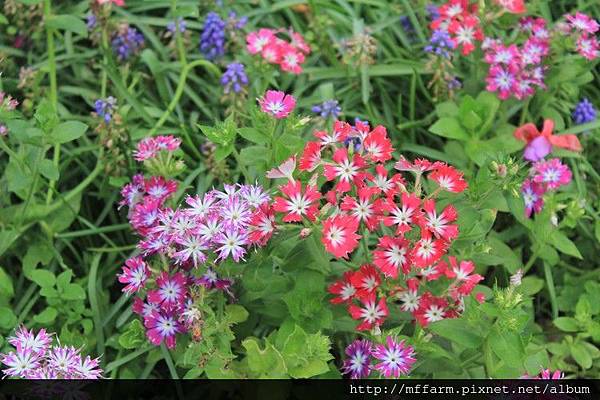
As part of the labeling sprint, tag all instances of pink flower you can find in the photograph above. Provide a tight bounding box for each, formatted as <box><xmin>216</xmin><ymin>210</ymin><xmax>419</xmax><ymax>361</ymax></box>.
<box><xmin>97</xmin><ymin>0</ymin><xmax>125</xmax><ymax>5</ymax></box>
<box><xmin>521</xmin><ymin>178</ymin><xmax>545</xmax><ymax>218</ymax></box>
<box><xmin>362</xmin><ymin>125</ymin><xmax>394</xmax><ymax>162</ymax></box>
<box><xmin>373</xmin><ymin>236</ymin><xmax>411</xmax><ymax>278</ymax></box>
<box><xmin>413</xmin><ymin>293</ymin><xmax>448</xmax><ymax>327</ymax></box>
<box><xmin>147</xmin><ymin>271</ymin><xmax>188</xmax><ymax>311</ymax></box>
<box><xmin>272</xmin><ymin>180</ymin><xmax>321</xmax><ymax>222</ymax></box>
<box><xmin>445</xmin><ymin>257</ymin><xmax>483</xmax><ymax>298</ymax></box>
<box><xmin>421</xmin><ymin>199</ymin><xmax>458</xmax><ymax>241</ymax></box>
<box><xmin>348</xmin><ymin>294</ymin><xmax>388</xmax><ymax>331</ymax></box>
<box><xmin>7</xmin><ymin>326</ymin><xmax>52</xmax><ymax>355</ymax></box>
<box><xmin>258</xmin><ymin>90</ymin><xmax>296</xmax><ymax>119</ymax></box>
<box><xmin>340</xmin><ymin>187</ymin><xmax>382</xmax><ymax>231</ymax></box>
<box><xmin>322</xmin><ymin>214</ymin><xmax>361</xmax><ymax>259</ymax></box>
<box><xmin>214</xmin><ymin>227</ymin><xmax>249</xmax><ymax>262</ymax></box>
<box><xmin>448</xmin><ymin>15</ymin><xmax>484</xmax><ymax>55</ymax></box>
<box><xmin>144</xmin><ymin>311</ymin><xmax>185</xmax><ymax>349</ymax></box>
<box><xmin>323</xmin><ymin>147</ymin><xmax>368</xmax><ymax>193</ymax></box>
<box><xmin>118</xmin><ymin>256</ymin><xmax>150</xmax><ymax>293</ymax></box>
<box><xmin>246</xmin><ymin>29</ymin><xmax>276</xmax><ymax>54</ymax></box>
<box><xmin>495</xmin><ymin>0</ymin><xmax>526</xmax><ymax>14</ymax></box>
<box><xmin>429</xmin><ymin>164</ymin><xmax>468</xmax><ymax>193</ymax></box>
<box><xmin>532</xmin><ymin>158</ymin><xmax>572</xmax><ymax>189</ymax></box>
<box><xmin>299</xmin><ymin>142</ymin><xmax>322</xmax><ymax>172</ymax></box>
<box><xmin>381</xmin><ymin>192</ymin><xmax>422</xmax><ymax>235</ymax></box>
<box><xmin>350</xmin><ymin>264</ymin><xmax>381</xmax><ymax>299</ymax></box>
<box><xmin>328</xmin><ymin>271</ymin><xmax>357</xmax><ymax>304</ymax></box>
<box><xmin>372</xmin><ymin>336</ymin><xmax>416</xmax><ymax>378</ymax></box>
<box><xmin>411</xmin><ymin>233</ymin><xmax>447</xmax><ymax>268</ymax></box>
<box><xmin>133</xmin><ymin>135</ymin><xmax>181</xmax><ymax>161</ymax></box>
<box><xmin>566</xmin><ymin>12</ymin><xmax>599</xmax><ymax>34</ymax></box>
<box><xmin>576</xmin><ymin>34</ymin><xmax>599</xmax><ymax>60</ymax></box>
<box><xmin>279</xmin><ymin>44</ymin><xmax>305</xmax><ymax>74</ymax></box>
<box><xmin>248</xmin><ymin>203</ymin><xmax>276</xmax><ymax>246</ymax></box>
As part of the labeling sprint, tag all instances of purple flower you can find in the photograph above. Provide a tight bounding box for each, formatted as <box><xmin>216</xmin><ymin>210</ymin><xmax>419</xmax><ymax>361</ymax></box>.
<box><xmin>400</xmin><ymin>15</ymin><xmax>414</xmax><ymax>34</ymax></box>
<box><xmin>200</xmin><ymin>12</ymin><xmax>226</xmax><ymax>60</ymax></box>
<box><xmin>371</xmin><ymin>336</ymin><xmax>416</xmax><ymax>378</ymax></box>
<box><xmin>215</xmin><ymin>227</ymin><xmax>248</xmax><ymax>262</ymax></box>
<box><xmin>572</xmin><ymin>98</ymin><xmax>597</xmax><ymax>125</ymax></box>
<box><xmin>342</xmin><ymin>340</ymin><xmax>373</xmax><ymax>379</ymax></box>
<box><xmin>167</xmin><ymin>17</ymin><xmax>186</xmax><ymax>33</ymax></box>
<box><xmin>8</xmin><ymin>326</ymin><xmax>52</xmax><ymax>355</ymax></box>
<box><xmin>86</xmin><ymin>14</ymin><xmax>97</xmax><ymax>30</ymax></box>
<box><xmin>312</xmin><ymin>100</ymin><xmax>342</xmax><ymax>119</ymax></box>
<box><xmin>227</xmin><ymin>11</ymin><xmax>248</xmax><ymax>30</ymax></box>
<box><xmin>424</xmin><ymin>29</ymin><xmax>456</xmax><ymax>58</ymax></box>
<box><xmin>426</xmin><ymin>4</ymin><xmax>440</xmax><ymax>21</ymax></box>
<box><xmin>94</xmin><ymin>96</ymin><xmax>117</xmax><ymax>123</ymax></box>
<box><xmin>521</xmin><ymin>178</ymin><xmax>545</xmax><ymax>218</ymax></box>
<box><xmin>523</xmin><ymin>135</ymin><xmax>552</xmax><ymax>162</ymax></box>
<box><xmin>111</xmin><ymin>26</ymin><xmax>145</xmax><ymax>61</ymax></box>
<box><xmin>221</xmin><ymin>62</ymin><xmax>248</xmax><ymax>94</ymax></box>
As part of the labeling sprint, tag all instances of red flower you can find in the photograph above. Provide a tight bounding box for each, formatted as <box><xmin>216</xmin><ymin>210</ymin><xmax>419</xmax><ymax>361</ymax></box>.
<box><xmin>298</xmin><ymin>141</ymin><xmax>322</xmax><ymax>172</ymax></box>
<box><xmin>448</xmin><ymin>15</ymin><xmax>484</xmax><ymax>55</ymax></box>
<box><xmin>421</xmin><ymin>199</ymin><xmax>459</xmax><ymax>241</ymax></box>
<box><xmin>248</xmin><ymin>203</ymin><xmax>276</xmax><ymax>246</ymax></box>
<box><xmin>350</xmin><ymin>264</ymin><xmax>381</xmax><ymax>298</ymax></box>
<box><xmin>340</xmin><ymin>187</ymin><xmax>384</xmax><ymax>231</ymax></box>
<box><xmin>272</xmin><ymin>180</ymin><xmax>321</xmax><ymax>222</ymax></box>
<box><xmin>381</xmin><ymin>192</ymin><xmax>422</xmax><ymax>235</ymax></box>
<box><xmin>314</xmin><ymin>121</ymin><xmax>351</xmax><ymax>146</ymax></box>
<box><xmin>322</xmin><ymin>214</ymin><xmax>361</xmax><ymax>259</ymax></box>
<box><xmin>362</xmin><ymin>125</ymin><xmax>394</xmax><ymax>162</ymax></box>
<box><xmin>323</xmin><ymin>148</ymin><xmax>369</xmax><ymax>193</ymax></box>
<box><xmin>328</xmin><ymin>271</ymin><xmax>357</xmax><ymax>304</ymax></box>
<box><xmin>429</xmin><ymin>164</ymin><xmax>468</xmax><ymax>193</ymax></box>
<box><xmin>413</xmin><ymin>293</ymin><xmax>448</xmax><ymax>327</ymax></box>
<box><xmin>445</xmin><ymin>257</ymin><xmax>483</xmax><ymax>298</ymax></box>
<box><xmin>412</xmin><ymin>233</ymin><xmax>447</xmax><ymax>268</ymax></box>
<box><xmin>373</xmin><ymin>236</ymin><xmax>411</xmax><ymax>278</ymax></box>
<box><xmin>419</xmin><ymin>259</ymin><xmax>448</xmax><ymax>281</ymax></box>
<box><xmin>370</xmin><ymin>164</ymin><xmax>405</xmax><ymax>198</ymax></box>
<box><xmin>495</xmin><ymin>0</ymin><xmax>526</xmax><ymax>14</ymax></box>
<box><xmin>348</xmin><ymin>294</ymin><xmax>388</xmax><ymax>331</ymax></box>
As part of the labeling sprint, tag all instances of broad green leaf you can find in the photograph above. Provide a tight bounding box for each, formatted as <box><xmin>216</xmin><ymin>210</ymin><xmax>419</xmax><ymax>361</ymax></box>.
<box><xmin>429</xmin><ymin>117</ymin><xmax>469</xmax><ymax>140</ymax></box>
<box><xmin>48</xmin><ymin>121</ymin><xmax>88</xmax><ymax>144</ymax></box>
<box><xmin>34</xmin><ymin>307</ymin><xmax>58</xmax><ymax>324</ymax></box>
<box><xmin>242</xmin><ymin>338</ymin><xmax>288</xmax><ymax>378</ymax></box>
<box><xmin>61</xmin><ymin>283</ymin><xmax>86</xmax><ymax>300</ymax></box>
<box><xmin>119</xmin><ymin>320</ymin><xmax>146</xmax><ymax>349</ymax></box>
<box><xmin>29</xmin><ymin>269</ymin><xmax>56</xmax><ymax>288</ymax></box>
<box><xmin>520</xmin><ymin>276</ymin><xmax>544</xmax><ymax>296</ymax></box>
<box><xmin>553</xmin><ymin>317</ymin><xmax>580</xmax><ymax>332</ymax></box>
<box><xmin>0</xmin><ymin>267</ymin><xmax>14</xmax><ymax>300</ymax></box>
<box><xmin>47</xmin><ymin>15</ymin><xmax>88</xmax><ymax>37</ymax></box>
<box><xmin>430</xmin><ymin>318</ymin><xmax>483</xmax><ymax>348</ymax></box>
<box><xmin>0</xmin><ymin>306</ymin><xmax>16</xmax><ymax>329</ymax></box>
<box><xmin>488</xmin><ymin>328</ymin><xmax>524</xmax><ymax>367</ymax></box>
<box><xmin>550</xmin><ymin>231</ymin><xmax>582</xmax><ymax>259</ymax></box>
<box><xmin>39</xmin><ymin>159</ymin><xmax>59</xmax><ymax>181</ymax></box>
<box><xmin>570</xmin><ymin>342</ymin><xmax>592</xmax><ymax>369</ymax></box>
<box><xmin>225</xmin><ymin>304</ymin><xmax>249</xmax><ymax>324</ymax></box>
<box><xmin>238</xmin><ymin>127</ymin><xmax>270</xmax><ymax>145</ymax></box>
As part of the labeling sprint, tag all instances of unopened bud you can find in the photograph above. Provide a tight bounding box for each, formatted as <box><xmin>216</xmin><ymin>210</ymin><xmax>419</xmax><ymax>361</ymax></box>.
<box><xmin>510</xmin><ymin>269</ymin><xmax>523</xmax><ymax>287</ymax></box>
<box><xmin>299</xmin><ymin>228</ymin><xmax>311</xmax><ymax>238</ymax></box>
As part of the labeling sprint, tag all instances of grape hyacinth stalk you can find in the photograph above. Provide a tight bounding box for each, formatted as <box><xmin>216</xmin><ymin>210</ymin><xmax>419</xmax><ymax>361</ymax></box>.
<box><xmin>221</xmin><ymin>63</ymin><xmax>248</xmax><ymax>94</ymax></box>
<box><xmin>111</xmin><ymin>26</ymin><xmax>145</xmax><ymax>61</ymax></box>
<box><xmin>200</xmin><ymin>12</ymin><xmax>226</xmax><ymax>60</ymax></box>
<box><xmin>572</xmin><ymin>98</ymin><xmax>597</xmax><ymax>125</ymax></box>
<box><xmin>312</xmin><ymin>100</ymin><xmax>342</xmax><ymax>119</ymax></box>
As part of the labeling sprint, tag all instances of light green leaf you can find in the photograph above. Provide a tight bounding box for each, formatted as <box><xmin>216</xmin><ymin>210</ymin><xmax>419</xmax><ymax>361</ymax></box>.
<box><xmin>429</xmin><ymin>117</ymin><xmax>469</xmax><ymax>140</ymax></box>
<box><xmin>48</xmin><ymin>121</ymin><xmax>88</xmax><ymax>144</ymax></box>
<box><xmin>29</xmin><ymin>269</ymin><xmax>56</xmax><ymax>288</ymax></box>
<box><xmin>34</xmin><ymin>307</ymin><xmax>58</xmax><ymax>324</ymax></box>
<box><xmin>61</xmin><ymin>283</ymin><xmax>86</xmax><ymax>300</ymax></box>
<box><xmin>553</xmin><ymin>317</ymin><xmax>580</xmax><ymax>332</ymax></box>
<box><xmin>47</xmin><ymin>15</ymin><xmax>88</xmax><ymax>37</ymax></box>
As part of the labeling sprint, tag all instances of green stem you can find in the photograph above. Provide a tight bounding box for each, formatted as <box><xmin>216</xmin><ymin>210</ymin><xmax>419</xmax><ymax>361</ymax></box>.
<box><xmin>171</xmin><ymin>0</ymin><xmax>187</xmax><ymax>67</ymax></box>
<box><xmin>44</xmin><ymin>0</ymin><xmax>60</xmax><ymax>205</ymax></box>
<box><xmin>88</xmin><ymin>254</ymin><xmax>105</xmax><ymax>360</ymax></box>
<box><xmin>55</xmin><ymin>223</ymin><xmax>130</xmax><ymax>239</ymax></box>
<box><xmin>543</xmin><ymin>262</ymin><xmax>558</xmax><ymax>320</ymax></box>
<box><xmin>231</xmin><ymin>146</ymin><xmax>251</xmax><ymax>183</ymax></box>
<box><xmin>160</xmin><ymin>343</ymin><xmax>179</xmax><ymax>379</ymax></box>
<box><xmin>104</xmin><ymin>345</ymin><xmax>152</xmax><ymax>374</ymax></box>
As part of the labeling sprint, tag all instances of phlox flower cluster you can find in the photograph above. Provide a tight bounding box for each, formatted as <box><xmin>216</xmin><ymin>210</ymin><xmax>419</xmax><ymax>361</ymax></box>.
<box><xmin>0</xmin><ymin>326</ymin><xmax>102</xmax><ymax>379</ymax></box>
<box><xmin>521</xmin><ymin>368</ymin><xmax>564</xmax><ymax>379</ymax></box>
<box><xmin>564</xmin><ymin>12</ymin><xmax>599</xmax><ymax>60</ymax></box>
<box><xmin>483</xmin><ymin>17</ymin><xmax>550</xmax><ymax>100</ymax></box>
<box><xmin>521</xmin><ymin>158</ymin><xmax>572</xmax><ymax>218</ymax></box>
<box><xmin>111</xmin><ymin>25</ymin><xmax>144</xmax><ymax>61</ymax></box>
<box><xmin>119</xmin><ymin>171</ymin><xmax>273</xmax><ymax>347</ymax></box>
<box><xmin>97</xmin><ymin>0</ymin><xmax>125</xmax><ymax>5</ymax></box>
<box><xmin>342</xmin><ymin>337</ymin><xmax>416</xmax><ymax>379</ymax></box>
<box><xmin>0</xmin><ymin>91</ymin><xmax>19</xmax><ymax>136</ymax></box>
<box><xmin>133</xmin><ymin>135</ymin><xmax>181</xmax><ymax>162</ymax></box>
<box><xmin>246</xmin><ymin>28</ymin><xmax>311</xmax><ymax>74</ymax></box>
<box><xmin>259</xmin><ymin>90</ymin><xmax>296</xmax><ymax>119</ymax></box>
<box><xmin>263</xmin><ymin>119</ymin><xmax>482</xmax><ymax>331</ymax></box>
<box><xmin>429</xmin><ymin>0</ymin><xmax>484</xmax><ymax>55</ymax></box>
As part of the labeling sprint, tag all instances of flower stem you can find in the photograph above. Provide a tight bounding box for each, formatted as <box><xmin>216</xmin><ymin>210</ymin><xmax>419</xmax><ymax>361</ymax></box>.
<box><xmin>44</xmin><ymin>0</ymin><xmax>60</xmax><ymax>204</ymax></box>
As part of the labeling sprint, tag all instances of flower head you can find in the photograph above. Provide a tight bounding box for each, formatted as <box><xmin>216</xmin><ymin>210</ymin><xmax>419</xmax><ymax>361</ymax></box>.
<box><xmin>258</xmin><ymin>90</ymin><xmax>296</xmax><ymax>119</ymax></box>
<box><xmin>372</xmin><ymin>336</ymin><xmax>416</xmax><ymax>378</ymax></box>
<box><xmin>342</xmin><ymin>340</ymin><xmax>373</xmax><ymax>379</ymax></box>
<box><xmin>572</xmin><ymin>98</ymin><xmax>597</xmax><ymax>125</ymax></box>
<box><xmin>200</xmin><ymin>12</ymin><xmax>226</xmax><ymax>60</ymax></box>
<box><xmin>221</xmin><ymin>63</ymin><xmax>248</xmax><ymax>94</ymax></box>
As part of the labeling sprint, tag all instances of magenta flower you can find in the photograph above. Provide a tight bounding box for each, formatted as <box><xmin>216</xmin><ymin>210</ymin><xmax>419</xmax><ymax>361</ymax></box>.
<box><xmin>144</xmin><ymin>311</ymin><xmax>185</xmax><ymax>349</ymax></box>
<box><xmin>342</xmin><ymin>340</ymin><xmax>373</xmax><ymax>379</ymax></box>
<box><xmin>532</xmin><ymin>158</ymin><xmax>572</xmax><ymax>189</ymax></box>
<box><xmin>118</xmin><ymin>256</ymin><xmax>150</xmax><ymax>293</ymax></box>
<box><xmin>566</xmin><ymin>12</ymin><xmax>599</xmax><ymax>34</ymax></box>
<box><xmin>8</xmin><ymin>326</ymin><xmax>52</xmax><ymax>355</ymax></box>
<box><xmin>521</xmin><ymin>178</ymin><xmax>545</xmax><ymax>218</ymax></box>
<box><xmin>523</xmin><ymin>135</ymin><xmax>552</xmax><ymax>162</ymax></box>
<box><xmin>371</xmin><ymin>336</ymin><xmax>416</xmax><ymax>378</ymax></box>
<box><xmin>521</xmin><ymin>368</ymin><xmax>564</xmax><ymax>379</ymax></box>
<box><xmin>214</xmin><ymin>227</ymin><xmax>249</xmax><ymax>262</ymax></box>
<box><xmin>0</xmin><ymin>349</ymin><xmax>40</xmax><ymax>378</ymax></box>
<box><xmin>46</xmin><ymin>346</ymin><xmax>80</xmax><ymax>375</ymax></box>
<box><xmin>147</xmin><ymin>271</ymin><xmax>188</xmax><ymax>311</ymax></box>
<box><xmin>258</xmin><ymin>90</ymin><xmax>296</xmax><ymax>119</ymax></box>
<box><xmin>133</xmin><ymin>135</ymin><xmax>182</xmax><ymax>161</ymax></box>
<box><xmin>173</xmin><ymin>234</ymin><xmax>209</xmax><ymax>267</ymax></box>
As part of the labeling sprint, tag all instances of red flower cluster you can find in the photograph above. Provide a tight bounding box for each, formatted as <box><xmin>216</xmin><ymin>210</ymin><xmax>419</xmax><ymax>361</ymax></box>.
<box><xmin>246</xmin><ymin>28</ymin><xmax>310</xmax><ymax>74</ymax></box>
<box><xmin>431</xmin><ymin>0</ymin><xmax>484</xmax><ymax>55</ymax></box>
<box><xmin>266</xmin><ymin>120</ymin><xmax>482</xmax><ymax>331</ymax></box>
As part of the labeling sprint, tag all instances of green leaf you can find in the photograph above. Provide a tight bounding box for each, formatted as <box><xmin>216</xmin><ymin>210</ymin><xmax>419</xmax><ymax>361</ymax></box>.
<box><xmin>488</xmin><ymin>328</ymin><xmax>524</xmax><ymax>367</ymax></box>
<box><xmin>47</xmin><ymin>15</ymin><xmax>88</xmax><ymax>37</ymax></box>
<box><xmin>238</xmin><ymin>128</ymin><xmax>269</xmax><ymax>145</ymax></box>
<box><xmin>119</xmin><ymin>320</ymin><xmax>146</xmax><ymax>350</ymax></box>
<box><xmin>225</xmin><ymin>304</ymin><xmax>249</xmax><ymax>325</ymax></box>
<box><xmin>56</xmin><ymin>269</ymin><xmax>73</xmax><ymax>290</ymax></box>
<box><xmin>570</xmin><ymin>342</ymin><xmax>592</xmax><ymax>369</ymax></box>
<box><xmin>553</xmin><ymin>317</ymin><xmax>580</xmax><ymax>332</ymax></box>
<box><xmin>550</xmin><ymin>231</ymin><xmax>582</xmax><ymax>259</ymax></box>
<box><xmin>430</xmin><ymin>318</ymin><xmax>483</xmax><ymax>348</ymax></box>
<box><xmin>47</xmin><ymin>121</ymin><xmax>88</xmax><ymax>144</ymax></box>
<box><xmin>29</xmin><ymin>269</ymin><xmax>56</xmax><ymax>288</ymax></box>
<box><xmin>429</xmin><ymin>117</ymin><xmax>469</xmax><ymax>140</ymax></box>
<box><xmin>39</xmin><ymin>159</ymin><xmax>59</xmax><ymax>181</ymax></box>
<box><xmin>34</xmin><ymin>307</ymin><xmax>58</xmax><ymax>324</ymax></box>
<box><xmin>214</xmin><ymin>143</ymin><xmax>234</xmax><ymax>161</ymax></box>
<box><xmin>61</xmin><ymin>283</ymin><xmax>86</xmax><ymax>300</ymax></box>
<box><xmin>0</xmin><ymin>306</ymin><xmax>16</xmax><ymax>330</ymax></box>
<box><xmin>520</xmin><ymin>276</ymin><xmax>544</xmax><ymax>296</ymax></box>
<box><xmin>0</xmin><ymin>267</ymin><xmax>14</xmax><ymax>300</ymax></box>
<box><xmin>242</xmin><ymin>338</ymin><xmax>288</xmax><ymax>378</ymax></box>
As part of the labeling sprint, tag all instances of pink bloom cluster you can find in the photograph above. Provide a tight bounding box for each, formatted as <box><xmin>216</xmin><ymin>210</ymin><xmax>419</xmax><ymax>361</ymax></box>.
<box><xmin>133</xmin><ymin>135</ymin><xmax>182</xmax><ymax>162</ymax></box>
<box><xmin>246</xmin><ymin>28</ymin><xmax>310</xmax><ymax>74</ymax></box>
<box><xmin>565</xmin><ymin>12</ymin><xmax>600</xmax><ymax>60</ymax></box>
<box><xmin>264</xmin><ymin>119</ymin><xmax>482</xmax><ymax>331</ymax></box>
<box><xmin>97</xmin><ymin>0</ymin><xmax>125</xmax><ymax>6</ymax></box>
<box><xmin>0</xmin><ymin>91</ymin><xmax>18</xmax><ymax>136</ymax></box>
<box><xmin>483</xmin><ymin>17</ymin><xmax>550</xmax><ymax>100</ymax></box>
<box><xmin>119</xmin><ymin>176</ymin><xmax>273</xmax><ymax>348</ymax></box>
<box><xmin>259</xmin><ymin>90</ymin><xmax>296</xmax><ymax>119</ymax></box>
<box><xmin>521</xmin><ymin>368</ymin><xmax>564</xmax><ymax>379</ymax></box>
<box><xmin>430</xmin><ymin>0</ymin><xmax>484</xmax><ymax>55</ymax></box>
<box><xmin>342</xmin><ymin>337</ymin><xmax>416</xmax><ymax>379</ymax></box>
<box><xmin>522</xmin><ymin>158</ymin><xmax>572</xmax><ymax>218</ymax></box>
<box><xmin>0</xmin><ymin>326</ymin><xmax>102</xmax><ymax>379</ymax></box>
